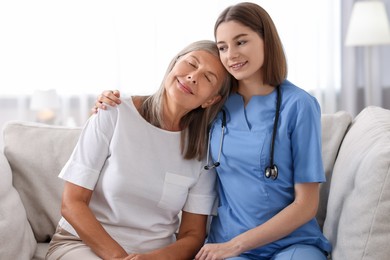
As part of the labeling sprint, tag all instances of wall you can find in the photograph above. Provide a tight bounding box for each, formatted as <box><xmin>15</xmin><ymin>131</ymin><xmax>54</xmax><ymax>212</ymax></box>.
<box><xmin>0</xmin><ymin>95</ymin><xmax>95</xmax><ymax>150</ymax></box>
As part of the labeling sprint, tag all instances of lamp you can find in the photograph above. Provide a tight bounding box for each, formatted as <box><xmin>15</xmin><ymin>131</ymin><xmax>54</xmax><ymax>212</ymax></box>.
<box><xmin>30</xmin><ymin>89</ymin><xmax>60</xmax><ymax>124</ymax></box>
<box><xmin>345</xmin><ymin>0</ymin><xmax>390</xmax><ymax>106</ymax></box>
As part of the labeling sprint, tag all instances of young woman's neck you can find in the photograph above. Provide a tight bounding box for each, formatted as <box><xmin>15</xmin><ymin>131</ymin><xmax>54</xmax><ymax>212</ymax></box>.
<box><xmin>237</xmin><ymin>79</ymin><xmax>274</xmax><ymax>106</ymax></box>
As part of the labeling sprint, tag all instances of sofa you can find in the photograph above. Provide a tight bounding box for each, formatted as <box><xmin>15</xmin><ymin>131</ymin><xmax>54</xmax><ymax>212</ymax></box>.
<box><xmin>1</xmin><ymin>106</ymin><xmax>389</xmax><ymax>260</ymax></box>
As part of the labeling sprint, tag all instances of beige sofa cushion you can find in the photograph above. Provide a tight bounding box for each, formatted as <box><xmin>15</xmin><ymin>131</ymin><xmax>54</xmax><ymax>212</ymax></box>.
<box><xmin>323</xmin><ymin>106</ymin><xmax>390</xmax><ymax>260</ymax></box>
<box><xmin>316</xmin><ymin>111</ymin><xmax>352</xmax><ymax>230</ymax></box>
<box><xmin>0</xmin><ymin>149</ymin><xmax>36</xmax><ymax>259</ymax></box>
<box><xmin>3</xmin><ymin>121</ymin><xmax>81</xmax><ymax>243</ymax></box>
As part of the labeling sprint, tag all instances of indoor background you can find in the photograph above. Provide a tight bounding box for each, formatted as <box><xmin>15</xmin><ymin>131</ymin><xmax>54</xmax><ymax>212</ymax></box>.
<box><xmin>1</xmin><ymin>0</ymin><xmax>389</xmax><ymax>148</ymax></box>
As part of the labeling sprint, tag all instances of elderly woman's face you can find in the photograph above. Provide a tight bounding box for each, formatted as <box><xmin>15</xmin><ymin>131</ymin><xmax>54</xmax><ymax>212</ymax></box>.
<box><xmin>165</xmin><ymin>50</ymin><xmax>226</xmax><ymax>111</ymax></box>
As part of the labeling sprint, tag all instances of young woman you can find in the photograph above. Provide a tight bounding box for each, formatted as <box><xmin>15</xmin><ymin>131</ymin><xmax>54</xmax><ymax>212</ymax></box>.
<box><xmin>46</xmin><ymin>40</ymin><xmax>231</xmax><ymax>260</ymax></box>
<box><xmin>93</xmin><ymin>3</ymin><xmax>332</xmax><ymax>259</ymax></box>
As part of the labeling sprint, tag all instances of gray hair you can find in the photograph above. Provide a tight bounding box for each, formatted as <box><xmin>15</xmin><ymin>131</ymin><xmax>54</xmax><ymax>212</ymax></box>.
<box><xmin>139</xmin><ymin>40</ymin><xmax>232</xmax><ymax>160</ymax></box>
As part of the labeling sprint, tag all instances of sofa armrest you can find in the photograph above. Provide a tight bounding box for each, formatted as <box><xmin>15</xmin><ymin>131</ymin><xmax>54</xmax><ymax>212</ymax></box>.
<box><xmin>0</xmin><ymin>150</ymin><xmax>36</xmax><ymax>259</ymax></box>
<box><xmin>323</xmin><ymin>106</ymin><xmax>390</xmax><ymax>260</ymax></box>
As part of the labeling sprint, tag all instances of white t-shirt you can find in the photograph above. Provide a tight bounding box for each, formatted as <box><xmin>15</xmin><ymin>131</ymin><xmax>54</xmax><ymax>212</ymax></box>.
<box><xmin>58</xmin><ymin>98</ymin><xmax>217</xmax><ymax>253</ymax></box>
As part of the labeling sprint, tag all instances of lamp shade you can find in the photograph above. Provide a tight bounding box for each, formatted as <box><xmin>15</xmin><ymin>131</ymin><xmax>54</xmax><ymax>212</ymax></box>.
<box><xmin>345</xmin><ymin>0</ymin><xmax>390</xmax><ymax>46</ymax></box>
<box><xmin>30</xmin><ymin>89</ymin><xmax>60</xmax><ymax>110</ymax></box>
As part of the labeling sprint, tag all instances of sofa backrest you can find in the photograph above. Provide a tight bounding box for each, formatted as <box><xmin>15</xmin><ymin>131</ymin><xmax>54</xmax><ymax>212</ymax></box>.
<box><xmin>317</xmin><ymin>111</ymin><xmax>352</xmax><ymax>229</ymax></box>
<box><xmin>3</xmin><ymin>121</ymin><xmax>81</xmax><ymax>243</ymax></box>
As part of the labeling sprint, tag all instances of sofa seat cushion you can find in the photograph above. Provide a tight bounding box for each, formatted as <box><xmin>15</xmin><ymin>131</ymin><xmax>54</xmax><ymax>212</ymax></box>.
<box><xmin>323</xmin><ymin>106</ymin><xmax>390</xmax><ymax>259</ymax></box>
<box><xmin>3</xmin><ymin>121</ymin><xmax>81</xmax><ymax>243</ymax></box>
<box><xmin>33</xmin><ymin>243</ymin><xmax>50</xmax><ymax>260</ymax></box>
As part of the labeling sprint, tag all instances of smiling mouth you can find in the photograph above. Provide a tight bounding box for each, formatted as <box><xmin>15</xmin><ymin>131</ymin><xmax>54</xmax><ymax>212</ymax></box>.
<box><xmin>178</xmin><ymin>79</ymin><xmax>194</xmax><ymax>94</ymax></box>
<box><xmin>230</xmin><ymin>61</ymin><xmax>247</xmax><ymax>70</ymax></box>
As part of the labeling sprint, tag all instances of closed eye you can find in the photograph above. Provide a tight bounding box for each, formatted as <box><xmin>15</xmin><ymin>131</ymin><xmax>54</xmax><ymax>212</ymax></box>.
<box><xmin>205</xmin><ymin>72</ymin><xmax>218</xmax><ymax>85</ymax></box>
<box><xmin>189</xmin><ymin>62</ymin><xmax>197</xmax><ymax>68</ymax></box>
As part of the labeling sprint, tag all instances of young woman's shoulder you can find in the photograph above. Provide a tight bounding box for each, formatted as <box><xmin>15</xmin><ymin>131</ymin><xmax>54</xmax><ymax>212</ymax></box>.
<box><xmin>281</xmin><ymin>80</ymin><xmax>318</xmax><ymax>106</ymax></box>
<box><xmin>281</xmin><ymin>80</ymin><xmax>321</xmax><ymax>114</ymax></box>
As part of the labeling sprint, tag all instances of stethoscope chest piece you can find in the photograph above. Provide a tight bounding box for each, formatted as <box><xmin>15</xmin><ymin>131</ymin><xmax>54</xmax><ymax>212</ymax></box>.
<box><xmin>265</xmin><ymin>165</ymin><xmax>278</xmax><ymax>180</ymax></box>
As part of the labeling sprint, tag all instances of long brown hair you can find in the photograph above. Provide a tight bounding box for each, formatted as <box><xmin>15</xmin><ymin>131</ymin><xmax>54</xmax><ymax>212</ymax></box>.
<box><xmin>214</xmin><ymin>2</ymin><xmax>287</xmax><ymax>88</ymax></box>
<box><xmin>139</xmin><ymin>40</ymin><xmax>232</xmax><ymax>160</ymax></box>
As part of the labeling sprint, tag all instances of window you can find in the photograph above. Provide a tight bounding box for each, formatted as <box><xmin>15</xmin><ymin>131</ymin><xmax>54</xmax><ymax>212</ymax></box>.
<box><xmin>0</xmin><ymin>0</ymin><xmax>340</xmax><ymax>98</ymax></box>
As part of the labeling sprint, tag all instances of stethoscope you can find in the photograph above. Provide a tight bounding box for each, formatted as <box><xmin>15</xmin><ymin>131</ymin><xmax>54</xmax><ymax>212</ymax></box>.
<box><xmin>204</xmin><ymin>85</ymin><xmax>281</xmax><ymax>180</ymax></box>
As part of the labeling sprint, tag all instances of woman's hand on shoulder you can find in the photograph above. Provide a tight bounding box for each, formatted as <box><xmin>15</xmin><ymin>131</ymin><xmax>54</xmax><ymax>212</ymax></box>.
<box><xmin>91</xmin><ymin>89</ymin><xmax>122</xmax><ymax>114</ymax></box>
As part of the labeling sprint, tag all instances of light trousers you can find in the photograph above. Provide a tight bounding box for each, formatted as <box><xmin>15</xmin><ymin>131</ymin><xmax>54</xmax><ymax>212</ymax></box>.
<box><xmin>45</xmin><ymin>225</ymin><xmax>101</xmax><ymax>260</ymax></box>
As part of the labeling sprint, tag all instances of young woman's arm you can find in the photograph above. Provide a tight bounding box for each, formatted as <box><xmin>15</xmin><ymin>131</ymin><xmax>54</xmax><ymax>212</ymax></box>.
<box><xmin>196</xmin><ymin>182</ymin><xmax>319</xmax><ymax>260</ymax></box>
<box><xmin>91</xmin><ymin>90</ymin><xmax>122</xmax><ymax>113</ymax></box>
<box><xmin>61</xmin><ymin>181</ymin><xmax>128</xmax><ymax>259</ymax></box>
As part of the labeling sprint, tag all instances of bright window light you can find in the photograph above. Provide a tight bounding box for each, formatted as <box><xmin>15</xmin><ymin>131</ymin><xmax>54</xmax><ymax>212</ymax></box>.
<box><xmin>0</xmin><ymin>0</ymin><xmax>340</xmax><ymax>96</ymax></box>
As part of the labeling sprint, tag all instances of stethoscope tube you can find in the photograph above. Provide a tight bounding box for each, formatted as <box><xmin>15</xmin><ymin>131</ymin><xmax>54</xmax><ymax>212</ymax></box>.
<box><xmin>204</xmin><ymin>110</ymin><xmax>226</xmax><ymax>170</ymax></box>
<box><xmin>264</xmin><ymin>85</ymin><xmax>281</xmax><ymax>180</ymax></box>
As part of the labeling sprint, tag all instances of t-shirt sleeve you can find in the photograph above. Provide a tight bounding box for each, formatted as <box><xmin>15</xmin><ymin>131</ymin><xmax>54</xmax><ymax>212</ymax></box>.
<box><xmin>291</xmin><ymin>96</ymin><xmax>325</xmax><ymax>183</ymax></box>
<box><xmin>59</xmin><ymin>107</ymin><xmax>117</xmax><ymax>190</ymax></box>
<box><xmin>182</xmin><ymin>160</ymin><xmax>217</xmax><ymax>215</ymax></box>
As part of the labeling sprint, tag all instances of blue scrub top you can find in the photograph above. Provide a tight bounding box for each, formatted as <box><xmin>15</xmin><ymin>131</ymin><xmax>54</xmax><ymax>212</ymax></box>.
<box><xmin>207</xmin><ymin>80</ymin><xmax>332</xmax><ymax>259</ymax></box>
